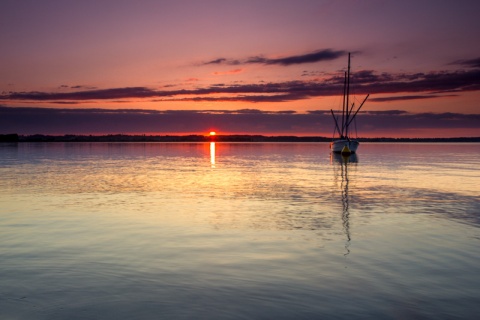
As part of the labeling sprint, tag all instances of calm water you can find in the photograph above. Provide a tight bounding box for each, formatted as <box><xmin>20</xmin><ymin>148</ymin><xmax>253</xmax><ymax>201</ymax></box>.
<box><xmin>1</xmin><ymin>142</ymin><xmax>479</xmax><ymax>319</ymax></box>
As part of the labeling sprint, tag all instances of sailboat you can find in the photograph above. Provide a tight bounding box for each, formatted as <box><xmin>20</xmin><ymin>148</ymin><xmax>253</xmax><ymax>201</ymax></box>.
<box><xmin>330</xmin><ymin>53</ymin><xmax>369</xmax><ymax>155</ymax></box>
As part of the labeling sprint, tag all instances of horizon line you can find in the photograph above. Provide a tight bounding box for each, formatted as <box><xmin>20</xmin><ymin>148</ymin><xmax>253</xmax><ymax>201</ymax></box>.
<box><xmin>2</xmin><ymin>133</ymin><xmax>479</xmax><ymax>142</ymax></box>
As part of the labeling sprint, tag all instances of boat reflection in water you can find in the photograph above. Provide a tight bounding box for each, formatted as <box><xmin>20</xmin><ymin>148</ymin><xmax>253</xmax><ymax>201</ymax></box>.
<box><xmin>331</xmin><ymin>152</ymin><xmax>358</xmax><ymax>256</ymax></box>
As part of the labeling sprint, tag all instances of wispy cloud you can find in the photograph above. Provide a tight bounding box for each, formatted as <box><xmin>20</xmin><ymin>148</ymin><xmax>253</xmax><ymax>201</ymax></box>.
<box><xmin>1</xmin><ymin>87</ymin><xmax>158</xmax><ymax>101</ymax></box>
<box><xmin>203</xmin><ymin>49</ymin><xmax>346</xmax><ymax>66</ymax></box>
<box><xmin>204</xmin><ymin>58</ymin><xmax>241</xmax><ymax>65</ymax></box>
<box><xmin>58</xmin><ymin>84</ymin><xmax>97</xmax><ymax>90</ymax></box>
<box><xmin>213</xmin><ymin>69</ymin><xmax>243</xmax><ymax>75</ymax></box>
<box><xmin>451</xmin><ymin>57</ymin><xmax>480</xmax><ymax>68</ymax></box>
<box><xmin>245</xmin><ymin>49</ymin><xmax>347</xmax><ymax>66</ymax></box>
<box><xmin>370</xmin><ymin>94</ymin><xmax>458</xmax><ymax>102</ymax></box>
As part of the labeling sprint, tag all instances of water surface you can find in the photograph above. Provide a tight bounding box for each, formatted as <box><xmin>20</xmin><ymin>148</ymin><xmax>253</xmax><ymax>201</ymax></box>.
<box><xmin>1</xmin><ymin>142</ymin><xmax>479</xmax><ymax>319</ymax></box>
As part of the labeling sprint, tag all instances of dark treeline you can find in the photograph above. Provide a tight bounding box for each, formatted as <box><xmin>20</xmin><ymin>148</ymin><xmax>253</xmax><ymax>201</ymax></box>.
<box><xmin>1</xmin><ymin>134</ymin><xmax>480</xmax><ymax>143</ymax></box>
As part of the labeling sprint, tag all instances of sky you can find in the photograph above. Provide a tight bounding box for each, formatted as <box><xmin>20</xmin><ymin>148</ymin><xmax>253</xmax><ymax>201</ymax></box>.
<box><xmin>1</xmin><ymin>0</ymin><xmax>479</xmax><ymax>137</ymax></box>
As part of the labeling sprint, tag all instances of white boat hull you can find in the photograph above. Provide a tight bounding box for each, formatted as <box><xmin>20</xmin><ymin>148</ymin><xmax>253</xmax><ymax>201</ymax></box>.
<box><xmin>330</xmin><ymin>139</ymin><xmax>359</xmax><ymax>153</ymax></box>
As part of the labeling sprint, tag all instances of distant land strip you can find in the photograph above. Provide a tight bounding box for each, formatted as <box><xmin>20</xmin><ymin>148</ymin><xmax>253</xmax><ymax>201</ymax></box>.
<box><xmin>1</xmin><ymin>134</ymin><xmax>479</xmax><ymax>143</ymax></box>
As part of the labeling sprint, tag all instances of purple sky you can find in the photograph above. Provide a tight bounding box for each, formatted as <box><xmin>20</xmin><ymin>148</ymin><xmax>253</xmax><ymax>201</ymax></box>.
<box><xmin>1</xmin><ymin>0</ymin><xmax>479</xmax><ymax>137</ymax></box>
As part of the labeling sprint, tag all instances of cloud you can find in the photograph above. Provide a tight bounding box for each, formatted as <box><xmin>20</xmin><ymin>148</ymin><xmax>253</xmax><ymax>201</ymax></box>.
<box><xmin>357</xmin><ymin>111</ymin><xmax>480</xmax><ymax>133</ymax></box>
<box><xmin>71</xmin><ymin>85</ymin><xmax>97</xmax><ymax>90</ymax></box>
<box><xmin>360</xmin><ymin>110</ymin><xmax>408</xmax><ymax>115</ymax></box>
<box><xmin>51</xmin><ymin>101</ymin><xmax>83</xmax><ymax>104</ymax></box>
<box><xmin>370</xmin><ymin>94</ymin><xmax>458</xmax><ymax>102</ymax></box>
<box><xmin>1</xmin><ymin>68</ymin><xmax>478</xmax><ymax>104</ymax></box>
<box><xmin>204</xmin><ymin>58</ymin><xmax>241</xmax><ymax>65</ymax></box>
<box><xmin>246</xmin><ymin>49</ymin><xmax>347</xmax><ymax>66</ymax></box>
<box><xmin>213</xmin><ymin>69</ymin><xmax>243</xmax><ymax>75</ymax></box>
<box><xmin>1</xmin><ymin>106</ymin><xmax>479</xmax><ymax>137</ymax></box>
<box><xmin>0</xmin><ymin>82</ymin><xmax>338</xmax><ymax>103</ymax></box>
<box><xmin>203</xmin><ymin>49</ymin><xmax>346</xmax><ymax>66</ymax></box>
<box><xmin>58</xmin><ymin>85</ymin><xmax>97</xmax><ymax>90</ymax></box>
<box><xmin>1</xmin><ymin>87</ymin><xmax>159</xmax><ymax>101</ymax></box>
<box><xmin>451</xmin><ymin>57</ymin><xmax>480</xmax><ymax>68</ymax></box>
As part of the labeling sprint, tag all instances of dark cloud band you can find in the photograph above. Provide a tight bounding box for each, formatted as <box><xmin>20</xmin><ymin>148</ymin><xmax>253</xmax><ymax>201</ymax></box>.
<box><xmin>1</xmin><ymin>106</ymin><xmax>478</xmax><ymax>136</ymax></box>
<box><xmin>1</xmin><ymin>66</ymin><xmax>478</xmax><ymax>104</ymax></box>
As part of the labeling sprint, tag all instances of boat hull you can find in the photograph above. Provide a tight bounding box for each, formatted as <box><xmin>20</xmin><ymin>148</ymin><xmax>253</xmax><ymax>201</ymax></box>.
<box><xmin>330</xmin><ymin>139</ymin><xmax>359</xmax><ymax>154</ymax></box>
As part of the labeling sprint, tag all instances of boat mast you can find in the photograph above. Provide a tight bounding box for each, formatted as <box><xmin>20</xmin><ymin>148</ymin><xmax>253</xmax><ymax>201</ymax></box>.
<box><xmin>344</xmin><ymin>53</ymin><xmax>351</xmax><ymax>138</ymax></box>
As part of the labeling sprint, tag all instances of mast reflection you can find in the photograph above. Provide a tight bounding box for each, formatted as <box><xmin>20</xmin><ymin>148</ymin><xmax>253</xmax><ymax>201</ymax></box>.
<box><xmin>331</xmin><ymin>153</ymin><xmax>357</xmax><ymax>256</ymax></box>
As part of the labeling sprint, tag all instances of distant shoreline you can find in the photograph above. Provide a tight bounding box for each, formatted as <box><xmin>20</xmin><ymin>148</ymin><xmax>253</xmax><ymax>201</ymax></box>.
<box><xmin>1</xmin><ymin>134</ymin><xmax>479</xmax><ymax>143</ymax></box>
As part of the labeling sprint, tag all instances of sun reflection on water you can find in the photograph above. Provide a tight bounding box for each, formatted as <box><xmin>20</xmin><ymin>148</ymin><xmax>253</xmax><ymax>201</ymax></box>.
<box><xmin>210</xmin><ymin>142</ymin><xmax>215</xmax><ymax>168</ymax></box>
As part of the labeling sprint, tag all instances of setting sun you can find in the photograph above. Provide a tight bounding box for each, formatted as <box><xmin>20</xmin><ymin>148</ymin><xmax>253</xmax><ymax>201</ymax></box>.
<box><xmin>209</xmin><ymin>131</ymin><xmax>216</xmax><ymax>136</ymax></box>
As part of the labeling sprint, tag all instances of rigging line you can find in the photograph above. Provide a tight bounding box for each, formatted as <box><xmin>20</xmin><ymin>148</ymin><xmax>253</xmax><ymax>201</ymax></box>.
<box><xmin>330</xmin><ymin>109</ymin><xmax>342</xmax><ymax>137</ymax></box>
<box><xmin>346</xmin><ymin>94</ymin><xmax>369</xmax><ymax>128</ymax></box>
